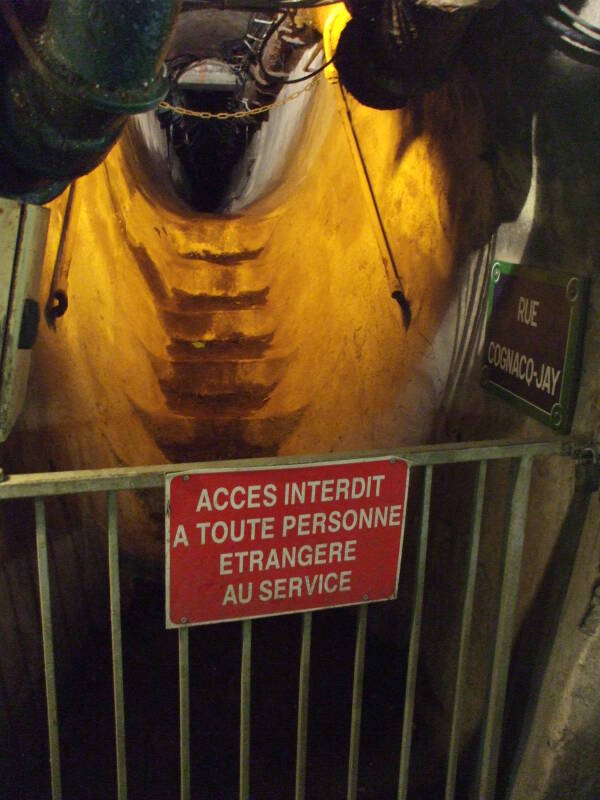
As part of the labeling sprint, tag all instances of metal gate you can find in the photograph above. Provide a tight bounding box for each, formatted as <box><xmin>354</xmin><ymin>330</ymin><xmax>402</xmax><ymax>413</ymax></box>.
<box><xmin>0</xmin><ymin>437</ymin><xmax>582</xmax><ymax>800</ymax></box>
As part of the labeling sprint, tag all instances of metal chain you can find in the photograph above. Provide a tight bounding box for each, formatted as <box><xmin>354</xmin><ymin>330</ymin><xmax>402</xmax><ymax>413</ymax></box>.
<box><xmin>158</xmin><ymin>74</ymin><xmax>320</xmax><ymax>120</ymax></box>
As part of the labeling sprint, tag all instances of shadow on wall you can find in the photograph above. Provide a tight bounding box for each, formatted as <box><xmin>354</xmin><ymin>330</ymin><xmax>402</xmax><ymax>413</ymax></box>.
<box><xmin>0</xmin><ymin>22</ymin><xmax>506</xmax><ymax>798</ymax></box>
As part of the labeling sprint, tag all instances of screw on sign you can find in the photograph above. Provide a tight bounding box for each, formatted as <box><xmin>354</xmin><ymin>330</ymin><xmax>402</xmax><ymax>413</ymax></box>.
<box><xmin>165</xmin><ymin>457</ymin><xmax>409</xmax><ymax>627</ymax></box>
<box><xmin>482</xmin><ymin>261</ymin><xmax>589</xmax><ymax>432</ymax></box>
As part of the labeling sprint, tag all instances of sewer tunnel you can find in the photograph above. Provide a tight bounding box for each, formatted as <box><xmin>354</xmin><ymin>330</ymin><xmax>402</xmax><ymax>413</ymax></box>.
<box><xmin>4</xmin><ymin>0</ymin><xmax>596</xmax><ymax>798</ymax></box>
<box><xmin>0</xmin><ymin>4</ymin><xmax>497</xmax><ymax>790</ymax></box>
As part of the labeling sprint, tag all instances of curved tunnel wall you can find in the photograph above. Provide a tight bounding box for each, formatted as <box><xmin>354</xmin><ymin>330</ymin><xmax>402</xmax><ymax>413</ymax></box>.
<box><xmin>0</xmin><ymin>9</ymin><xmax>513</xmax><ymax>791</ymax></box>
<box><xmin>11</xmin><ymin>49</ymin><xmax>495</xmax><ymax>561</ymax></box>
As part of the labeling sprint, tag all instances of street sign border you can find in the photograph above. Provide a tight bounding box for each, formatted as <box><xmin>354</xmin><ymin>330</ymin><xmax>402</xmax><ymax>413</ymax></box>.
<box><xmin>165</xmin><ymin>455</ymin><xmax>410</xmax><ymax>629</ymax></box>
<box><xmin>481</xmin><ymin>260</ymin><xmax>589</xmax><ymax>433</ymax></box>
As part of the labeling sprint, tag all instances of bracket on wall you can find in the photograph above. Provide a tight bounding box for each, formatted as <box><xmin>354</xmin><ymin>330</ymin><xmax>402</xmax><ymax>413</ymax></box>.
<box><xmin>574</xmin><ymin>446</ymin><xmax>600</xmax><ymax>493</ymax></box>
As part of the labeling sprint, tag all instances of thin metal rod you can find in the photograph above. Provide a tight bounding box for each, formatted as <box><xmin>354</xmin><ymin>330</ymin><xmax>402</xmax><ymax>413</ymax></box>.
<box><xmin>35</xmin><ymin>498</ymin><xmax>62</xmax><ymax>800</ymax></box>
<box><xmin>179</xmin><ymin>628</ymin><xmax>191</xmax><ymax>800</ymax></box>
<box><xmin>295</xmin><ymin>612</ymin><xmax>313</xmax><ymax>800</ymax></box>
<box><xmin>445</xmin><ymin>461</ymin><xmax>488</xmax><ymax>800</ymax></box>
<box><xmin>108</xmin><ymin>492</ymin><xmax>128</xmax><ymax>800</ymax></box>
<box><xmin>398</xmin><ymin>465</ymin><xmax>433</xmax><ymax>800</ymax></box>
<box><xmin>240</xmin><ymin>619</ymin><xmax>252</xmax><ymax>800</ymax></box>
<box><xmin>0</xmin><ymin>439</ymin><xmax>573</xmax><ymax>499</ymax></box>
<box><xmin>45</xmin><ymin>179</ymin><xmax>78</xmax><ymax>324</ymax></box>
<box><xmin>184</xmin><ymin>0</ymin><xmax>341</xmax><ymax>10</ymax></box>
<box><xmin>336</xmin><ymin>84</ymin><xmax>402</xmax><ymax>292</ymax></box>
<box><xmin>478</xmin><ymin>457</ymin><xmax>533</xmax><ymax>799</ymax></box>
<box><xmin>347</xmin><ymin>604</ymin><xmax>368</xmax><ymax>800</ymax></box>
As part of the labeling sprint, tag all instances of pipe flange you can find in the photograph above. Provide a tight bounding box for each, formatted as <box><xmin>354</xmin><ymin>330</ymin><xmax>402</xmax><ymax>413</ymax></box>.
<box><xmin>1</xmin><ymin>0</ymin><xmax>171</xmax><ymax>114</ymax></box>
<box><xmin>28</xmin><ymin>43</ymin><xmax>171</xmax><ymax>113</ymax></box>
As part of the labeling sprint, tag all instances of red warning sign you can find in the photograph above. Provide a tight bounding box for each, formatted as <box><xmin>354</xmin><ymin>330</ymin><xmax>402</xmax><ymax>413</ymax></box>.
<box><xmin>166</xmin><ymin>457</ymin><xmax>409</xmax><ymax>627</ymax></box>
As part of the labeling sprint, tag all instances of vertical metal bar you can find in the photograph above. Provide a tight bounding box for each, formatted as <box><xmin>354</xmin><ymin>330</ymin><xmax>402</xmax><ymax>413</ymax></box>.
<box><xmin>35</xmin><ymin>497</ymin><xmax>62</xmax><ymax>800</ymax></box>
<box><xmin>445</xmin><ymin>461</ymin><xmax>488</xmax><ymax>800</ymax></box>
<box><xmin>295</xmin><ymin>612</ymin><xmax>313</xmax><ymax>800</ymax></box>
<box><xmin>240</xmin><ymin>619</ymin><xmax>252</xmax><ymax>800</ymax></box>
<box><xmin>108</xmin><ymin>491</ymin><xmax>128</xmax><ymax>800</ymax></box>
<box><xmin>347</xmin><ymin>603</ymin><xmax>368</xmax><ymax>800</ymax></box>
<box><xmin>478</xmin><ymin>456</ymin><xmax>533</xmax><ymax>799</ymax></box>
<box><xmin>397</xmin><ymin>465</ymin><xmax>433</xmax><ymax>800</ymax></box>
<box><xmin>179</xmin><ymin>627</ymin><xmax>191</xmax><ymax>800</ymax></box>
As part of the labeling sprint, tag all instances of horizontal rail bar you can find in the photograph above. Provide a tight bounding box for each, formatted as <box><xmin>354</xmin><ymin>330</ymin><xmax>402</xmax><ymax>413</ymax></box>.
<box><xmin>478</xmin><ymin>456</ymin><xmax>533</xmax><ymax>798</ymax></box>
<box><xmin>0</xmin><ymin>439</ymin><xmax>576</xmax><ymax>499</ymax></box>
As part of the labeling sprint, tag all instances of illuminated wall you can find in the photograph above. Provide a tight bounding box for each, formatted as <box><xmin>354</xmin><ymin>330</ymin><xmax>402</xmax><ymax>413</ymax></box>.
<box><xmin>4</xmin><ymin>7</ymin><xmax>599</xmax><ymax>796</ymax></box>
<box><xmin>9</xmin><ymin>44</ymin><xmax>494</xmax><ymax>563</ymax></box>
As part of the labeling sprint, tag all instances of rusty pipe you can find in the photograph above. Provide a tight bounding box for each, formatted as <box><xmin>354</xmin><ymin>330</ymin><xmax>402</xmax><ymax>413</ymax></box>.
<box><xmin>335</xmin><ymin>0</ymin><xmax>478</xmax><ymax>109</ymax></box>
<box><xmin>0</xmin><ymin>0</ymin><xmax>182</xmax><ymax>203</ymax></box>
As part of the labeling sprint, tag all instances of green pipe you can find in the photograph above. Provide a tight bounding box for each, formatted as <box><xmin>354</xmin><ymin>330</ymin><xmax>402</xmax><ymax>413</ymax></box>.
<box><xmin>0</xmin><ymin>0</ymin><xmax>181</xmax><ymax>203</ymax></box>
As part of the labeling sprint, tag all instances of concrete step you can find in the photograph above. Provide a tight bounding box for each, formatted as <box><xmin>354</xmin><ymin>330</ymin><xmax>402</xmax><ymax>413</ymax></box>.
<box><xmin>160</xmin><ymin>384</ymin><xmax>274</xmax><ymax>416</ymax></box>
<box><xmin>132</xmin><ymin>404</ymin><xmax>305</xmax><ymax>463</ymax></box>
<box><xmin>129</xmin><ymin>240</ymin><xmax>272</xmax><ymax>302</ymax></box>
<box><xmin>136</xmin><ymin>333</ymin><xmax>277</xmax><ymax>361</ymax></box>
<box><xmin>158</xmin><ymin>308</ymin><xmax>276</xmax><ymax>342</ymax></box>
<box><xmin>165</xmin><ymin>286</ymin><xmax>269</xmax><ymax>313</ymax></box>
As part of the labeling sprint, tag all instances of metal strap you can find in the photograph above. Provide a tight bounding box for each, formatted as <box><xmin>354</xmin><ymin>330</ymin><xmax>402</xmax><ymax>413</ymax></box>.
<box><xmin>35</xmin><ymin>498</ymin><xmax>62</xmax><ymax>800</ymax></box>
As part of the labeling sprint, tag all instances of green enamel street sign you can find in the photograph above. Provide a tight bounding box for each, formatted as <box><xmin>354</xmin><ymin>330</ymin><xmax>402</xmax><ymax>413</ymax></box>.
<box><xmin>481</xmin><ymin>261</ymin><xmax>589</xmax><ymax>433</ymax></box>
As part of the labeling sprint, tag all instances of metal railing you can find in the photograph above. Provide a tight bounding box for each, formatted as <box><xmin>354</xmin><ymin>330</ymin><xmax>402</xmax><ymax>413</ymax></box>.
<box><xmin>0</xmin><ymin>437</ymin><xmax>580</xmax><ymax>800</ymax></box>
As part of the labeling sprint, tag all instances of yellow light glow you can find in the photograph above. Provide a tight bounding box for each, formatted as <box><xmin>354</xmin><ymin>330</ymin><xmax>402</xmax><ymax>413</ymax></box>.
<box><xmin>14</xmin><ymin>47</ymin><xmax>494</xmax><ymax>561</ymax></box>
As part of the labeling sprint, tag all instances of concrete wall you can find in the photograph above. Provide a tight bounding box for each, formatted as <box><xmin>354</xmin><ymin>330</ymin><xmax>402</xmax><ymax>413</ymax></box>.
<box><xmin>0</xmin><ymin>2</ymin><xmax>599</xmax><ymax>796</ymax></box>
<box><xmin>436</xmin><ymin>3</ymin><xmax>600</xmax><ymax>796</ymax></box>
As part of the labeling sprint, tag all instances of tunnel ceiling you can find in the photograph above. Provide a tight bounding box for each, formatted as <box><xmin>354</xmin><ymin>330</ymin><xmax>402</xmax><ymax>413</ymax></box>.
<box><xmin>151</xmin><ymin>8</ymin><xmax>322</xmax><ymax>211</ymax></box>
